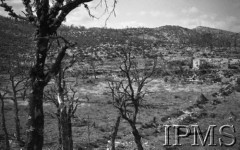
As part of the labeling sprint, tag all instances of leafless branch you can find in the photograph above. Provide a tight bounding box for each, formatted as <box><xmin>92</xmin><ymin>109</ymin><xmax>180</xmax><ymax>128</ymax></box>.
<box><xmin>0</xmin><ymin>0</ymin><xmax>27</xmax><ymax>21</ymax></box>
<box><xmin>44</xmin><ymin>36</ymin><xmax>76</xmax><ymax>85</ymax></box>
<box><xmin>83</xmin><ymin>3</ymin><xmax>99</xmax><ymax>19</ymax></box>
<box><xmin>50</xmin><ymin>0</ymin><xmax>93</xmax><ymax>30</ymax></box>
<box><xmin>104</xmin><ymin>0</ymin><xmax>117</xmax><ymax>26</ymax></box>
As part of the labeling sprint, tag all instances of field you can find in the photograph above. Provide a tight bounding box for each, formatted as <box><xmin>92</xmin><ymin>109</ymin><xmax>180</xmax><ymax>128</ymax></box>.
<box><xmin>1</xmin><ymin>75</ymin><xmax>240</xmax><ymax>150</ymax></box>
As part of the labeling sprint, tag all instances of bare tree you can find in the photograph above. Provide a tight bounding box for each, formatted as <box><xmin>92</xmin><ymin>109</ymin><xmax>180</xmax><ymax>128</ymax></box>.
<box><xmin>6</xmin><ymin>64</ymin><xmax>28</xmax><ymax>146</ymax></box>
<box><xmin>45</xmin><ymin>74</ymin><xmax>79</xmax><ymax>150</ymax></box>
<box><xmin>87</xmin><ymin>49</ymin><xmax>104</xmax><ymax>79</ymax></box>
<box><xmin>0</xmin><ymin>89</ymin><xmax>10</xmax><ymax>150</ymax></box>
<box><xmin>110</xmin><ymin>113</ymin><xmax>121</xmax><ymax>150</ymax></box>
<box><xmin>88</xmin><ymin>56</ymin><xmax>100</xmax><ymax>80</ymax></box>
<box><xmin>44</xmin><ymin>54</ymin><xmax>81</xmax><ymax>150</ymax></box>
<box><xmin>108</xmin><ymin>47</ymin><xmax>156</xmax><ymax>150</ymax></box>
<box><xmin>0</xmin><ymin>0</ymin><xmax>117</xmax><ymax>149</ymax></box>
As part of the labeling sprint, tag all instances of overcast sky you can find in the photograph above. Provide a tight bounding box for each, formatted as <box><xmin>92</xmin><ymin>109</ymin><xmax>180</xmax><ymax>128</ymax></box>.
<box><xmin>0</xmin><ymin>0</ymin><xmax>240</xmax><ymax>32</ymax></box>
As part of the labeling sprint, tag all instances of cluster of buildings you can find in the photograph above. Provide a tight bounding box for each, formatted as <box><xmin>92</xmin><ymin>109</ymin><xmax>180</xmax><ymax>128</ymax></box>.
<box><xmin>192</xmin><ymin>58</ymin><xmax>240</xmax><ymax>70</ymax></box>
<box><xmin>135</xmin><ymin>56</ymin><xmax>240</xmax><ymax>71</ymax></box>
<box><xmin>192</xmin><ymin>58</ymin><xmax>229</xmax><ymax>70</ymax></box>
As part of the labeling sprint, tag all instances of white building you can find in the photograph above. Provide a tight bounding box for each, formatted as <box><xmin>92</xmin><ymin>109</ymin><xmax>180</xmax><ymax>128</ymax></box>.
<box><xmin>192</xmin><ymin>58</ymin><xmax>206</xmax><ymax>70</ymax></box>
<box><xmin>192</xmin><ymin>58</ymin><xmax>229</xmax><ymax>70</ymax></box>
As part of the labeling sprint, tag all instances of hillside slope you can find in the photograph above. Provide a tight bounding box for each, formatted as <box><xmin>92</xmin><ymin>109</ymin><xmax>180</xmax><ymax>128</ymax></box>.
<box><xmin>0</xmin><ymin>15</ymin><xmax>239</xmax><ymax>67</ymax></box>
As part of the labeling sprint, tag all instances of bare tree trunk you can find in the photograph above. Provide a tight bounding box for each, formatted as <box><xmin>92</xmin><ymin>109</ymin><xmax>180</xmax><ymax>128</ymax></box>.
<box><xmin>1</xmin><ymin>96</ymin><xmax>10</xmax><ymax>150</ymax></box>
<box><xmin>57</xmin><ymin>109</ymin><xmax>62</xmax><ymax>145</ymax></box>
<box><xmin>111</xmin><ymin>114</ymin><xmax>121</xmax><ymax>150</ymax></box>
<box><xmin>130</xmin><ymin>123</ymin><xmax>143</xmax><ymax>150</ymax></box>
<box><xmin>59</xmin><ymin>107</ymin><xmax>73</xmax><ymax>150</ymax></box>
<box><xmin>93</xmin><ymin>69</ymin><xmax>97</xmax><ymax>79</ymax></box>
<box><xmin>68</xmin><ymin>114</ymin><xmax>73</xmax><ymax>150</ymax></box>
<box><xmin>9</xmin><ymin>74</ymin><xmax>24</xmax><ymax>144</ymax></box>
<box><xmin>26</xmin><ymin>34</ymin><xmax>48</xmax><ymax>150</ymax></box>
<box><xmin>90</xmin><ymin>63</ymin><xmax>97</xmax><ymax>79</ymax></box>
<box><xmin>12</xmin><ymin>92</ymin><xmax>21</xmax><ymax>143</ymax></box>
<box><xmin>58</xmin><ymin>68</ymin><xmax>73</xmax><ymax>150</ymax></box>
<box><xmin>26</xmin><ymin>84</ymin><xmax>45</xmax><ymax>150</ymax></box>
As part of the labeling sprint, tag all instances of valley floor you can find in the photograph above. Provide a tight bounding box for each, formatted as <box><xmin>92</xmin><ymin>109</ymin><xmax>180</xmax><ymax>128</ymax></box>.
<box><xmin>1</xmin><ymin>77</ymin><xmax>240</xmax><ymax>150</ymax></box>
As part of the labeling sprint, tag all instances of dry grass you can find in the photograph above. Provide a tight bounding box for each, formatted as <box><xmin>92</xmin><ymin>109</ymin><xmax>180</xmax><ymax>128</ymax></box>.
<box><xmin>1</xmin><ymin>77</ymin><xmax>240</xmax><ymax>149</ymax></box>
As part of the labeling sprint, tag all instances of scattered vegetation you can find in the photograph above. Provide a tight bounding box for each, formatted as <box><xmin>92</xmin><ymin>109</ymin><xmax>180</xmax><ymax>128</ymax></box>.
<box><xmin>0</xmin><ymin>12</ymin><xmax>240</xmax><ymax>150</ymax></box>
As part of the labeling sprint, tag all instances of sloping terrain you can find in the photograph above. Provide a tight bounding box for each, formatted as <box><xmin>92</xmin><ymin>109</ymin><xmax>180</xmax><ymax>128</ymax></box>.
<box><xmin>1</xmin><ymin>15</ymin><xmax>240</xmax><ymax>150</ymax></box>
<box><xmin>0</xmin><ymin>15</ymin><xmax>239</xmax><ymax>59</ymax></box>
<box><xmin>1</xmin><ymin>14</ymin><xmax>239</xmax><ymax>73</ymax></box>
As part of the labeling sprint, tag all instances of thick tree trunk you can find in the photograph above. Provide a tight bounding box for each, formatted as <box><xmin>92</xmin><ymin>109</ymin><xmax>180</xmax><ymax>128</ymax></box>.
<box><xmin>59</xmin><ymin>107</ymin><xmax>73</xmax><ymax>150</ymax></box>
<box><xmin>1</xmin><ymin>96</ymin><xmax>10</xmax><ymax>150</ymax></box>
<box><xmin>26</xmin><ymin>31</ymin><xmax>48</xmax><ymax>150</ymax></box>
<box><xmin>26</xmin><ymin>83</ymin><xmax>45</xmax><ymax>150</ymax></box>
<box><xmin>130</xmin><ymin>123</ymin><xmax>143</xmax><ymax>150</ymax></box>
<box><xmin>111</xmin><ymin>114</ymin><xmax>121</xmax><ymax>150</ymax></box>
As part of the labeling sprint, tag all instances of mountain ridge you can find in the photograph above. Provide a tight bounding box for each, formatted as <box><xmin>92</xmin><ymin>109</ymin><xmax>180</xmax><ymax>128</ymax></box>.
<box><xmin>0</xmin><ymin>15</ymin><xmax>239</xmax><ymax>50</ymax></box>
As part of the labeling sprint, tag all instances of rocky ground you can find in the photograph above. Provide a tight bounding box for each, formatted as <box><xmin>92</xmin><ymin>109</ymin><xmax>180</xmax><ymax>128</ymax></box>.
<box><xmin>1</xmin><ymin>77</ymin><xmax>240</xmax><ymax>150</ymax></box>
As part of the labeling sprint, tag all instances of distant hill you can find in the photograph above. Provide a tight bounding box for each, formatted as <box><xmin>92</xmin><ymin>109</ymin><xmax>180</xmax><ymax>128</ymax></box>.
<box><xmin>153</xmin><ymin>25</ymin><xmax>201</xmax><ymax>44</ymax></box>
<box><xmin>0</xmin><ymin>16</ymin><xmax>34</xmax><ymax>71</ymax></box>
<box><xmin>145</xmin><ymin>25</ymin><xmax>239</xmax><ymax>47</ymax></box>
<box><xmin>0</xmin><ymin>15</ymin><xmax>239</xmax><ymax>69</ymax></box>
<box><xmin>194</xmin><ymin>26</ymin><xmax>234</xmax><ymax>34</ymax></box>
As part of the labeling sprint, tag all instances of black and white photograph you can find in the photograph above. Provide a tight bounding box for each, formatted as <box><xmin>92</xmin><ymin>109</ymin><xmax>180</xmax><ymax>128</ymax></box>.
<box><xmin>0</xmin><ymin>0</ymin><xmax>240</xmax><ymax>149</ymax></box>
